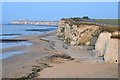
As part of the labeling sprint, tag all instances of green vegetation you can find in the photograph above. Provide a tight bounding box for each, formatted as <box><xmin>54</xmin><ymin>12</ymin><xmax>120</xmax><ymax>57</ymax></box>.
<box><xmin>61</xmin><ymin>18</ymin><xmax>120</xmax><ymax>41</ymax></box>
<box><xmin>82</xmin><ymin>16</ymin><xmax>90</xmax><ymax>19</ymax></box>
<box><xmin>58</xmin><ymin>34</ymin><xmax>65</xmax><ymax>38</ymax></box>
<box><xmin>69</xmin><ymin>21</ymin><xmax>102</xmax><ymax>27</ymax></box>
<box><xmin>62</xmin><ymin>16</ymin><xmax>91</xmax><ymax>21</ymax></box>
<box><xmin>69</xmin><ymin>17</ymin><xmax>81</xmax><ymax>21</ymax></box>
<box><xmin>102</xmin><ymin>26</ymin><xmax>120</xmax><ymax>32</ymax></box>
<box><xmin>68</xmin><ymin>19</ymin><xmax>119</xmax><ymax>32</ymax></box>
<box><xmin>95</xmin><ymin>19</ymin><xmax>119</xmax><ymax>25</ymax></box>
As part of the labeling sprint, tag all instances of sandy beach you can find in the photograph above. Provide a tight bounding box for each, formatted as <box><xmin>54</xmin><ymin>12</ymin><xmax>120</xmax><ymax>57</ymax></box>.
<box><xmin>38</xmin><ymin>61</ymin><xmax>118</xmax><ymax>78</ymax></box>
<box><xmin>2</xmin><ymin>32</ymin><xmax>118</xmax><ymax>78</ymax></box>
<box><xmin>2</xmin><ymin>32</ymin><xmax>56</xmax><ymax>78</ymax></box>
<box><xmin>2</xmin><ymin>1</ymin><xmax>119</xmax><ymax>79</ymax></box>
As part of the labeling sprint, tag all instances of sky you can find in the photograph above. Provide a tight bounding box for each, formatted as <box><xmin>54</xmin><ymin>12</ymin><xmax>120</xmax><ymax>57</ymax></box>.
<box><xmin>2</xmin><ymin>2</ymin><xmax>118</xmax><ymax>23</ymax></box>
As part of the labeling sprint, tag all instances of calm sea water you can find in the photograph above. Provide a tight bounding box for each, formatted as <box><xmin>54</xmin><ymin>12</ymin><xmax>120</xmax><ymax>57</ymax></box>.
<box><xmin>1</xmin><ymin>24</ymin><xmax>58</xmax><ymax>59</ymax></box>
<box><xmin>1</xmin><ymin>24</ymin><xmax>57</xmax><ymax>39</ymax></box>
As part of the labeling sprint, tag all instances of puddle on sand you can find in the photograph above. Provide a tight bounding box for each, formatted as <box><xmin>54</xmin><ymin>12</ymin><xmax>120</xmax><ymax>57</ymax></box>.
<box><xmin>0</xmin><ymin>51</ymin><xmax>23</xmax><ymax>60</ymax></box>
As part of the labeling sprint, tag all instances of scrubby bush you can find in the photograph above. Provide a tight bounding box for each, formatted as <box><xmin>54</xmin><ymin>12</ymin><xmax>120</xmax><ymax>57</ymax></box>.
<box><xmin>70</xmin><ymin>17</ymin><xmax>81</xmax><ymax>21</ymax></box>
<box><xmin>82</xmin><ymin>16</ymin><xmax>90</xmax><ymax>19</ymax></box>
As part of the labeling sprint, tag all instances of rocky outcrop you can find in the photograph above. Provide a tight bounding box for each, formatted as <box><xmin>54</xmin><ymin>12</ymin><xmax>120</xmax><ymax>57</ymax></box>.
<box><xmin>57</xmin><ymin>18</ymin><xmax>119</xmax><ymax>63</ymax></box>
<box><xmin>57</xmin><ymin>19</ymin><xmax>101</xmax><ymax>46</ymax></box>
<box><xmin>95</xmin><ymin>32</ymin><xmax>112</xmax><ymax>56</ymax></box>
<box><xmin>95</xmin><ymin>32</ymin><xmax>119</xmax><ymax>63</ymax></box>
<box><xmin>104</xmin><ymin>39</ymin><xmax>119</xmax><ymax>63</ymax></box>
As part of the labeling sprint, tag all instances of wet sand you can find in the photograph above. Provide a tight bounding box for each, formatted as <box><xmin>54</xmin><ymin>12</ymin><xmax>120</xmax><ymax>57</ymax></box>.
<box><xmin>2</xmin><ymin>32</ymin><xmax>119</xmax><ymax>78</ymax></box>
<box><xmin>2</xmin><ymin>32</ymin><xmax>56</xmax><ymax>78</ymax></box>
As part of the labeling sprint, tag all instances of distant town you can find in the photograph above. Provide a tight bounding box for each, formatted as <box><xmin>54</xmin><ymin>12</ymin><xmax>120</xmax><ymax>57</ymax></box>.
<box><xmin>11</xmin><ymin>19</ymin><xmax>60</xmax><ymax>26</ymax></box>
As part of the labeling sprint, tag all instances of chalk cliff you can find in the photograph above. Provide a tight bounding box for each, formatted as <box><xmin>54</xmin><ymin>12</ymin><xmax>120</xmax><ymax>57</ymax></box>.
<box><xmin>95</xmin><ymin>32</ymin><xmax>119</xmax><ymax>63</ymax></box>
<box><xmin>104</xmin><ymin>39</ymin><xmax>119</xmax><ymax>63</ymax></box>
<box><xmin>95</xmin><ymin>32</ymin><xmax>112</xmax><ymax>57</ymax></box>
<box><xmin>57</xmin><ymin>19</ymin><xmax>101</xmax><ymax>46</ymax></box>
<box><xmin>57</xmin><ymin>18</ymin><xmax>119</xmax><ymax>63</ymax></box>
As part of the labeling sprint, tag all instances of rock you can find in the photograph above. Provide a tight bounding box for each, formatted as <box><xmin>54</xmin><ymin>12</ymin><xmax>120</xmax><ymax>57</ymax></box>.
<box><xmin>89</xmin><ymin>37</ymin><xmax>98</xmax><ymax>46</ymax></box>
<box><xmin>63</xmin><ymin>43</ymin><xmax>68</xmax><ymax>49</ymax></box>
<box><xmin>57</xmin><ymin>19</ymin><xmax>101</xmax><ymax>45</ymax></box>
<box><xmin>45</xmin><ymin>40</ymin><xmax>55</xmax><ymax>50</ymax></box>
<box><xmin>91</xmin><ymin>50</ymin><xmax>99</xmax><ymax>57</ymax></box>
<box><xmin>70</xmin><ymin>41</ymin><xmax>77</xmax><ymax>45</ymax></box>
<box><xmin>104</xmin><ymin>39</ymin><xmax>119</xmax><ymax>63</ymax></box>
<box><xmin>95</xmin><ymin>32</ymin><xmax>112</xmax><ymax>57</ymax></box>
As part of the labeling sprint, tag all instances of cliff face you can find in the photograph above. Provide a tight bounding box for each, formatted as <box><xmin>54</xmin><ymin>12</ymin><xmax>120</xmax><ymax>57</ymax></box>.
<box><xmin>57</xmin><ymin>20</ymin><xmax>101</xmax><ymax>45</ymax></box>
<box><xmin>104</xmin><ymin>39</ymin><xmax>119</xmax><ymax>63</ymax></box>
<box><xmin>95</xmin><ymin>32</ymin><xmax>119</xmax><ymax>63</ymax></box>
<box><xmin>57</xmin><ymin>18</ymin><xmax>119</xmax><ymax>63</ymax></box>
<box><xmin>95</xmin><ymin>32</ymin><xmax>112</xmax><ymax>56</ymax></box>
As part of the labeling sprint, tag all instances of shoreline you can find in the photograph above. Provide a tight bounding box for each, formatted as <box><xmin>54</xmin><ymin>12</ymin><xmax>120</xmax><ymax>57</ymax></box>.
<box><xmin>2</xmin><ymin>32</ymin><xmax>56</xmax><ymax>78</ymax></box>
<box><xmin>2</xmin><ymin>22</ymin><xmax>59</xmax><ymax>27</ymax></box>
<box><xmin>2</xmin><ymin>32</ymin><xmax>118</xmax><ymax>78</ymax></box>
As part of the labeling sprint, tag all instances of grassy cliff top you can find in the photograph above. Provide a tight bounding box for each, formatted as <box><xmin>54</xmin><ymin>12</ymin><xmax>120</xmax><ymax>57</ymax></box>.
<box><xmin>61</xmin><ymin>18</ymin><xmax>120</xmax><ymax>32</ymax></box>
<box><xmin>94</xmin><ymin>19</ymin><xmax>119</xmax><ymax>25</ymax></box>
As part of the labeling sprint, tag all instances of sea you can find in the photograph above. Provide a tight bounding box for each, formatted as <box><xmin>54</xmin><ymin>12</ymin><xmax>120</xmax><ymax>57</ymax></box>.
<box><xmin>0</xmin><ymin>24</ymin><xmax>58</xmax><ymax>59</ymax></box>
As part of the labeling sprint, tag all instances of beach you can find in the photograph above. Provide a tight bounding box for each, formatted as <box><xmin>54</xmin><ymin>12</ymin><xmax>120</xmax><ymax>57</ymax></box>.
<box><xmin>2</xmin><ymin>32</ymin><xmax>118</xmax><ymax>78</ymax></box>
<box><xmin>38</xmin><ymin>61</ymin><xmax>118</xmax><ymax>78</ymax></box>
<box><xmin>1</xmin><ymin>2</ymin><xmax>119</xmax><ymax>79</ymax></box>
<box><xmin>2</xmin><ymin>32</ymin><xmax>56</xmax><ymax>78</ymax></box>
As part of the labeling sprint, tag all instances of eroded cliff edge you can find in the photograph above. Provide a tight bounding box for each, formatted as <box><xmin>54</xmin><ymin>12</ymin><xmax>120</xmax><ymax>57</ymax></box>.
<box><xmin>57</xmin><ymin>18</ymin><xmax>119</xmax><ymax>63</ymax></box>
<box><xmin>57</xmin><ymin>18</ymin><xmax>102</xmax><ymax>46</ymax></box>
